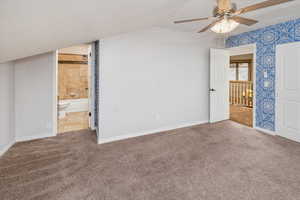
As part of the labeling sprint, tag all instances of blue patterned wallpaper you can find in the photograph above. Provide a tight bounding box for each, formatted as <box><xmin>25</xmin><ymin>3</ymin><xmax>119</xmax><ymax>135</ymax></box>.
<box><xmin>226</xmin><ymin>18</ymin><xmax>300</xmax><ymax>131</ymax></box>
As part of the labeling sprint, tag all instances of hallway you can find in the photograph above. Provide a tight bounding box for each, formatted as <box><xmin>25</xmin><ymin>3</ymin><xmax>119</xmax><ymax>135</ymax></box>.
<box><xmin>230</xmin><ymin>105</ymin><xmax>253</xmax><ymax>127</ymax></box>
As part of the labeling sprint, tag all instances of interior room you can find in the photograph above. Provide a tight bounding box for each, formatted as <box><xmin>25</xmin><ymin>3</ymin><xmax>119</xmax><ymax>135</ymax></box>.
<box><xmin>57</xmin><ymin>44</ymin><xmax>92</xmax><ymax>133</ymax></box>
<box><xmin>229</xmin><ymin>53</ymin><xmax>254</xmax><ymax>127</ymax></box>
<box><xmin>1</xmin><ymin>0</ymin><xmax>300</xmax><ymax>200</ymax></box>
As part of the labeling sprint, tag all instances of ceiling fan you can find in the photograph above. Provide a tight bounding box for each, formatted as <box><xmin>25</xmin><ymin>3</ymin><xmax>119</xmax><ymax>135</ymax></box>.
<box><xmin>174</xmin><ymin>0</ymin><xmax>294</xmax><ymax>33</ymax></box>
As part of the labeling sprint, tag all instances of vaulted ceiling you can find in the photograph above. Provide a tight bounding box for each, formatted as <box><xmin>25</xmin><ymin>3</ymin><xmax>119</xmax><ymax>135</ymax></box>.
<box><xmin>1</xmin><ymin>0</ymin><xmax>300</xmax><ymax>63</ymax></box>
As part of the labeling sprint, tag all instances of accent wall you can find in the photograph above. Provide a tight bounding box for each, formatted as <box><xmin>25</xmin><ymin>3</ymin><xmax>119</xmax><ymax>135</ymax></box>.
<box><xmin>226</xmin><ymin>18</ymin><xmax>300</xmax><ymax>131</ymax></box>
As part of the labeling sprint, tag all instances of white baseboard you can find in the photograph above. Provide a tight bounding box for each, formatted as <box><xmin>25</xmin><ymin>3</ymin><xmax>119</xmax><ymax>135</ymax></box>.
<box><xmin>16</xmin><ymin>132</ymin><xmax>56</xmax><ymax>142</ymax></box>
<box><xmin>255</xmin><ymin>127</ymin><xmax>276</xmax><ymax>136</ymax></box>
<box><xmin>95</xmin><ymin>127</ymin><xmax>99</xmax><ymax>137</ymax></box>
<box><xmin>276</xmin><ymin>131</ymin><xmax>300</xmax><ymax>143</ymax></box>
<box><xmin>98</xmin><ymin>120</ymin><xmax>208</xmax><ymax>144</ymax></box>
<box><xmin>0</xmin><ymin>140</ymin><xmax>15</xmax><ymax>157</ymax></box>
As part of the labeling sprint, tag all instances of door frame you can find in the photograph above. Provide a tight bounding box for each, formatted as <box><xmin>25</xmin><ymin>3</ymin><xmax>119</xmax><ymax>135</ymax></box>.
<box><xmin>52</xmin><ymin>51</ymin><xmax>58</xmax><ymax>136</ymax></box>
<box><xmin>53</xmin><ymin>44</ymin><xmax>95</xmax><ymax>136</ymax></box>
<box><xmin>227</xmin><ymin>44</ymin><xmax>256</xmax><ymax>128</ymax></box>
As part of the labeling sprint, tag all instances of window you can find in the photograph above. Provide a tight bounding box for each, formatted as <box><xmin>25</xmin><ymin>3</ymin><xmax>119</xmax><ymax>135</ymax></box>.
<box><xmin>229</xmin><ymin>63</ymin><xmax>237</xmax><ymax>81</ymax></box>
<box><xmin>238</xmin><ymin>63</ymin><xmax>249</xmax><ymax>81</ymax></box>
<box><xmin>229</xmin><ymin>61</ymin><xmax>251</xmax><ymax>81</ymax></box>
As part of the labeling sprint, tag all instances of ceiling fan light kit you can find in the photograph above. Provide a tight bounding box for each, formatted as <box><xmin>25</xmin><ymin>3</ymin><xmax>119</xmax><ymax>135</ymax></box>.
<box><xmin>174</xmin><ymin>0</ymin><xmax>294</xmax><ymax>33</ymax></box>
<box><xmin>210</xmin><ymin>16</ymin><xmax>239</xmax><ymax>33</ymax></box>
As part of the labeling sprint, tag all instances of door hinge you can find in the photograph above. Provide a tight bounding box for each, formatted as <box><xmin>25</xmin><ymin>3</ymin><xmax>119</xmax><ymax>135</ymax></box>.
<box><xmin>89</xmin><ymin>112</ymin><xmax>92</xmax><ymax>117</ymax></box>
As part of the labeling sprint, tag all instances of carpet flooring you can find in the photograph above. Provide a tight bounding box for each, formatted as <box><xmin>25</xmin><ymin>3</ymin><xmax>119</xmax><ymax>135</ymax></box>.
<box><xmin>1</xmin><ymin>121</ymin><xmax>300</xmax><ymax>200</ymax></box>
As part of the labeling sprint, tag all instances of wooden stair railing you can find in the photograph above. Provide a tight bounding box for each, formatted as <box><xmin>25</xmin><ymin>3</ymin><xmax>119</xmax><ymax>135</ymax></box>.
<box><xmin>229</xmin><ymin>81</ymin><xmax>253</xmax><ymax>107</ymax></box>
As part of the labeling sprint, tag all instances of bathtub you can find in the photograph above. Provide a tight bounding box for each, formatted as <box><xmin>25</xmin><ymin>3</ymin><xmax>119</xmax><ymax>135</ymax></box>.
<box><xmin>59</xmin><ymin>98</ymin><xmax>89</xmax><ymax>113</ymax></box>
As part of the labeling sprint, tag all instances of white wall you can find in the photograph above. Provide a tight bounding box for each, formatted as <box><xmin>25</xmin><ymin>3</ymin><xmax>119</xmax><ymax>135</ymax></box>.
<box><xmin>14</xmin><ymin>52</ymin><xmax>57</xmax><ymax>141</ymax></box>
<box><xmin>0</xmin><ymin>62</ymin><xmax>15</xmax><ymax>155</ymax></box>
<box><xmin>98</xmin><ymin>28</ymin><xmax>219</xmax><ymax>143</ymax></box>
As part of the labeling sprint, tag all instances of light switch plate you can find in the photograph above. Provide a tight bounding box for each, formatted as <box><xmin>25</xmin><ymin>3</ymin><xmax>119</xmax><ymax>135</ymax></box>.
<box><xmin>264</xmin><ymin>81</ymin><xmax>270</xmax><ymax>88</ymax></box>
<box><xmin>264</xmin><ymin>71</ymin><xmax>268</xmax><ymax>78</ymax></box>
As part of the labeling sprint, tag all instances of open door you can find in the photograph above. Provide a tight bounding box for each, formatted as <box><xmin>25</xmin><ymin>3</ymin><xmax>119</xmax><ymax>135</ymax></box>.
<box><xmin>90</xmin><ymin>41</ymin><xmax>99</xmax><ymax>132</ymax></box>
<box><xmin>210</xmin><ymin>48</ymin><xmax>230</xmax><ymax>123</ymax></box>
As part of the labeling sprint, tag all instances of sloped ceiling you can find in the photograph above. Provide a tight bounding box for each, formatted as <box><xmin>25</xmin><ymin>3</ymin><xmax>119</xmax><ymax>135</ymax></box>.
<box><xmin>1</xmin><ymin>0</ymin><xmax>300</xmax><ymax>63</ymax></box>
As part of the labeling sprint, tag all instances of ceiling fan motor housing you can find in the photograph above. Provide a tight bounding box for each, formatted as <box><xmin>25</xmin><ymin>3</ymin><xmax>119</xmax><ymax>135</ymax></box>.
<box><xmin>213</xmin><ymin>3</ymin><xmax>237</xmax><ymax>17</ymax></box>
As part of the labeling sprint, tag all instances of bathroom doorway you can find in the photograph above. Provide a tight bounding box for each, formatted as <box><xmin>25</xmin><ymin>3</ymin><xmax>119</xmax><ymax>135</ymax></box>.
<box><xmin>57</xmin><ymin>44</ymin><xmax>93</xmax><ymax>134</ymax></box>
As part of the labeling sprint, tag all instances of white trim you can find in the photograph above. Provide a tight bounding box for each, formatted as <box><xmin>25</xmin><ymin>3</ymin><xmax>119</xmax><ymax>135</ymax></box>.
<box><xmin>52</xmin><ymin>51</ymin><xmax>58</xmax><ymax>136</ymax></box>
<box><xmin>95</xmin><ymin>128</ymin><xmax>99</xmax><ymax>138</ymax></box>
<box><xmin>16</xmin><ymin>132</ymin><xmax>55</xmax><ymax>142</ymax></box>
<box><xmin>227</xmin><ymin>44</ymin><xmax>256</xmax><ymax>128</ymax></box>
<box><xmin>0</xmin><ymin>141</ymin><xmax>15</xmax><ymax>157</ymax></box>
<box><xmin>252</xmin><ymin>44</ymin><xmax>257</xmax><ymax>128</ymax></box>
<box><xmin>98</xmin><ymin>120</ymin><xmax>208</xmax><ymax>144</ymax></box>
<box><xmin>229</xmin><ymin>44</ymin><xmax>254</xmax><ymax>56</ymax></box>
<box><xmin>255</xmin><ymin>126</ymin><xmax>276</xmax><ymax>136</ymax></box>
<box><xmin>277</xmin><ymin>131</ymin><xmax>300</xmax><ymax>143</ymax></box>
<box><xmin>275</xmin><ymin>44</ymin><xmax>280</xmax><ymax>136</ymax></box>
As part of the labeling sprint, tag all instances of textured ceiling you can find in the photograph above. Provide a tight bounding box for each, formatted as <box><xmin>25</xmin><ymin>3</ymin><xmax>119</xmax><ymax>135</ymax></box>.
<box><xmin>0</xmin><ymin>0</ymin><xmax>299</xmax><ymax>62</ymax></box>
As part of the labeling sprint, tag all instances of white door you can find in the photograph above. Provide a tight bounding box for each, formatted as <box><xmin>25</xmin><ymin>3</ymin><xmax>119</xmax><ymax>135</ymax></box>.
<box><xmin>88</xmin><ymin>44</ymin><xmax>93</xmax><ymax>129</ymax></box>
<box><xmin>210</xmin><ymin>48</ymin><xmax>230</xmax><ymax>123</ymax></box>
<box><xmin>276</xmin><ymin>43</ymin><xmax>300</xmax><ymax>143</ymax></box>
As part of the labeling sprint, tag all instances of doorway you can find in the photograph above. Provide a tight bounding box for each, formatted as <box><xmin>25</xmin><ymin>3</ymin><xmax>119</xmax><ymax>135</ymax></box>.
<box><xmin>209</xmin><ymin>45</ymin><xmax>256</xmax><ymax>127</ymax></box>
<box><xmin>57</xmin><ymin>44</ymin><xmax>92</xmax><ymax>133</ymax></box>
<box><xmin>229</xmin><ymin>54</ymin><xmax>254</xmax><ymax>127</ymax></box>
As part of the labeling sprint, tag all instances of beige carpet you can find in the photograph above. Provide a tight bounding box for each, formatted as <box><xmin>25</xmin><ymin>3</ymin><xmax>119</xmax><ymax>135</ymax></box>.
<box><xmin>1</xmin><ymin>121</ymin><xmax>300</xmax><ymax>200</ymax></box>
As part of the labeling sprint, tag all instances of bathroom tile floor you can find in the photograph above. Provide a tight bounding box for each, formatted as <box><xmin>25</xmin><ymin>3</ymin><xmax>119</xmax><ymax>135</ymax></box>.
<box><xmin>58</xmin><ymin>111</ymin><xmax>89</xmax><ymax>133</ymax></box>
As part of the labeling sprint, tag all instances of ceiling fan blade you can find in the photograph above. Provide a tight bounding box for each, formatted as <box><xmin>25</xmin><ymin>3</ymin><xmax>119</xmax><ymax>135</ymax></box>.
<box><xmin>218</xmin><ymin>0</ymin><xmax>231</xmax><ymax>11</ymax></box>
<box><xmin>198</xmin><ymin>17</ymin><xmax>224</xmax><ymax>33</ymax></box>
<box><xmin>174</xmin><ymin>17</ymin><xmax>209</xmax><ymax>24</ymax></box>
<box><xmin>230</xmin><ymin>16</ymin><xmax>258</xmax><ymax>26</ymax></box>
<box><xmin>234</xmin><ymin>0</ymin><xmax>294</xmax><ymax>15</ymax></box>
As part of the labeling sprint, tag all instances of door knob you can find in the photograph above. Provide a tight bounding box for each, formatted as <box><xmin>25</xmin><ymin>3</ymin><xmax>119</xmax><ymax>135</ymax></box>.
<box><xmin>209</xmin><ymin>88</ymin><xmax>216</xmax><ymax>92</ymax></box>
